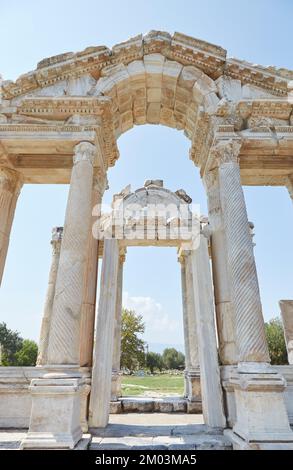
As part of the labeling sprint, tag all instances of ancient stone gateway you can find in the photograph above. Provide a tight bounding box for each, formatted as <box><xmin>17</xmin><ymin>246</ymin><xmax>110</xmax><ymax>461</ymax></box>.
<box><xmin>0</xmin><ymin>31</ymin><xmax>293</xmax><ymax>450</ymax></box>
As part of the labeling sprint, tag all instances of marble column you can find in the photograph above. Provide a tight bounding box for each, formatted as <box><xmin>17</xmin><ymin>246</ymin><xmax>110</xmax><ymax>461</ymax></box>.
<box><xmin>203</xmin><ymin>169</ymin><xmax>237</xmax><ymax>365</ymax></box>
<box><xmin>47</xmin><ymin>141</ymin><xmax>96</xmax><ymax>366</ymax></box>
<box><xmin>0</xmin><ymin>168</ymin><xmax>23</xmax><ymax>285</ymax></box>
<box><xmin>21</xmin><ymin>142</ymin><xmax>96</xmax><ymax>450</ymax></box>
<box><xmin>89</xmin><ymin>238</ymin><xmax>119</xmax><ymax>428</ymax></box>
<box><xmin>279</xmin><ymin>300</ymin><xmax>293</xmax><ymax>364</ymax></box>
<box><xmin>79</xmin><ymin>171</ymin><xmax>107</xmax><ymax>367</ymax></box>
<box><xmin>37</xmin><ymin>227</ymin><xmax>63</xmax><ymax>366</ymax></box>
<box><xmin>178</xmin><ymin>253</ymin><xmax>191</xmax><ymax>398</ymax></box>
<box><xmin>111</xmin><ymin>249</ymin><xmax>125</xmax><ymax>401</ymax></box>
<box><xmin>185</xmin><ymin>251</ymin><xmax>201</xmax><ymax>407</ymax></box>
<box><xmin>216</xmin><ymin>139</ymin><xmax>293</xmax><ymax>448</ymax></box>
<box><xmin>191</xmin><ymin>233</ymin><xmax>226</xmax><ymax>428</ymax></box>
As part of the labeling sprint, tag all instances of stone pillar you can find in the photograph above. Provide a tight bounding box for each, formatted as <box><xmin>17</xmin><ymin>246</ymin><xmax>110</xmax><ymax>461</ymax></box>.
<box><xmin>191</xmin><ymin>233</ymin><xmax>226</xmax><ymax>428</ymax></box>
<box><xmin>185</xmin><ymin>251</ymin><xmax>201</xmax><ymax>408</ymax></box>
<box><xmin>0</xmin><ymin>168</ymin><xmax>23</xmax><ymax>285</ymax></box>
<box><xmin>21</xmin><ymin>142</ymin><xmax>96</xmax><ymax>450</ymax></box>
<box><xmin>47</xmin><ymin>142</ymin><xmax>96</xmax><ymax>365</ymax></box>
<box><xmin>279</xmin><ymin>300</ymin><xmax>293</xmax><ymax>364</ymax></box>
<box><xmin>203</xmin><ymin>169</ymin><xmax>237</xmax><ymax>365</ymax></box>
<box><xmin>79</xmin><ymin>171</ymin><xmax>107</xmax><ymax>367</ymax></box>
<box><xmin>89</xmin><ymin>238</ymin><xmax>119</xmax><ymax>428</ymax></box>
<box><xmin>178</xmin><ymin>253</ymin><xmax>191</xmax><ymax>398</ymax></box>
<box><xmin>111</xmin><ymin>249</ymin><xmax>125</xmax><ymax>401</ymax></box>
<box><xmin>215</xmin><ymin>139</ymin><xmax>293</xmax><ymax>448</ymax></box>
<box><xmin>37</xmin><ymin>227</ymin><xmax>63</xmax><ymax>366</ymax></box>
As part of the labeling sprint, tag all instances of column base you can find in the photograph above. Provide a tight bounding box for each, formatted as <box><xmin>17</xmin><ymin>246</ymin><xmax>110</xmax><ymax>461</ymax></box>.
<box><xmin>186</xmin><ymin>368</ymin><xmax>201</xmax><ymax>403</ymax></box>
<box><xmin>111</xmin><ymin>370</ymin><xmax>122</xmax><ymax>402</ymax></box>
<box><xmin>20</xmin><ymin>371</ymin><xmax>85</xmax><ymax>450</ymax></box>
<box><xmin>231</xmin><ymin>363</ymin><xmax>293</xmax><ymax>445</ymax></box>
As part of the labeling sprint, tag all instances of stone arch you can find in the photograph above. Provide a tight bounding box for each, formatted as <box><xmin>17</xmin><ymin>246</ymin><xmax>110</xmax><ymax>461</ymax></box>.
<box><xmin>90</xmin><ymin>55</ymin><xmax>219</xmax><ymax>140</ymax></box>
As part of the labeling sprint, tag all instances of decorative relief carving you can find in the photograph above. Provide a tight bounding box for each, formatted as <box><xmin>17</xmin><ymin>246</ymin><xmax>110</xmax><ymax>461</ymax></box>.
<box><xmin>73</xmin><ymin>142</ymin><xmax>96</xmax><ymax>165</ymax></box>
<box><xmin>212</xmin><ymin>139</ymin><xmax>242</xmax><ymax>166</ymax></box>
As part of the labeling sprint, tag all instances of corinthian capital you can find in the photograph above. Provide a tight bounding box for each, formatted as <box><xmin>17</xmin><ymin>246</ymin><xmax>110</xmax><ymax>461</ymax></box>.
<box><xmin>51</xmin><ymin>226</ymin><xmax>63</xmax><ymax>254</ymax></box>
<box><xmin>212</xmin><ymin>139</ymin><xmax>242</xmax><ymax>166</ymax></box>
<box><xmin>0</xmin><ymin>167</ymin><xmax>23</xmax><ymax>194</ymax></box>
<box><xmin>73</xmin><ymin>141</ymin><xmax>96</xmax><ymax>165</ymax></box>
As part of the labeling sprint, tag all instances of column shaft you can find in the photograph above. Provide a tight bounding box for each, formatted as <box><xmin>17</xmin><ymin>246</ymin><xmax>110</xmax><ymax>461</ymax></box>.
<box><xmin>79</xmin><ymin>172</ymin><xmax>107</xmax><ymax>367</ymax></box>
<box><xmin>37</xmin><ymin>227</ymin><xmax>63</xmax><ymax>365</ymax></box>
<box><xmin>191</xmin><ymin>233</ymin><xmax>226</xmax><ymax>428</ymax></box>
<box><xmin>0</xmin><ymin>168</ymin><xmax>23</xmax><ymax>284</ymax></box>
<box><xmin>204</xmin><ymin>169</ymin><xmax>237</xmax><ymax>365</ymax></box>
<box><xmin>217</xmin><ymin>141</ymin><xmax>269</xmax><ymax>364</ymax></box>
<box><xmin>111</xmin><ymin>254</ymin><xmax>124</xmax><ymax>400</ymax></box>
<box><xmin>179</xmin><ymin>255</ymin><xmax>191</xmax><ymax>397</ymax></box>
<box><xmin>47</xmin><ymin>142</ymin><xmax>96</xmax><ymax>365</ymax></box>
<box><xmin>89</xmin><ymin>239</ymin><xmax>119</xmax><ymax>427</ymax></box>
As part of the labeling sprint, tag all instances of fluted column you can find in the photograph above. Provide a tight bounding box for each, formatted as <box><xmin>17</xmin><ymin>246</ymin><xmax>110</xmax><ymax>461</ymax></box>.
<box><xmin>0</xmin><ymin>168</ymin><xmax>23</xmax><ymax>285</ymax></box>
<box><xmin>89</xmin><ymin>238</ymin><xmax>119</xmax><ymax>428</ymax></box>
<box><xmin>79</xmin><ymin>171</ymin><xmax>107</xmax><ymax>367</ymax></box>
<box><xmin>47</xmin><ymin>142</ymin><xmax>96</xmax><ymax>365</ymax></box>
<box><xmin>178</xmin><ymin>253</ymin><xmax>191</xmax><ymax>398</ymax></box>
<box><xmin>37</xmin><ymin>227</ymin><xmax>63</xmax><ymax>366</ymax></box>
<box><xmin>203</xmin><ymin>168</ymin><xmax>237</xmax><ymax>365</ymax></box>
<box><xmin>111</xmin><ymin>249</ymin><xmax>125</xmax><ymax>401</ymax></box>
<box><xmin>216</xmin><ymin>140</ymin><xmax>270</xmax><ymax>365</ymax></box>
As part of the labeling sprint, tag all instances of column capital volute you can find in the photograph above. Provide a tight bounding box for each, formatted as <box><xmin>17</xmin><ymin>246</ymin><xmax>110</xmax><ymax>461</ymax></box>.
<box><xmin>212</xmin><ymin>138</ymin><xmax>242</xmax><ymax>167</ymax></box>
<box><xmin>0</xmin><ymin>167</ymin><xmax>24</xmax><ymax>194</ymax></box>
<box><xmin>51</xmin><ymin>226</ymin><xmax>63</xmax><ymax>253</ymax></box>
<box><xmin>73</xmin><ymin>141</ymin><xmax>96</xmax><ymax>166</ymax></box>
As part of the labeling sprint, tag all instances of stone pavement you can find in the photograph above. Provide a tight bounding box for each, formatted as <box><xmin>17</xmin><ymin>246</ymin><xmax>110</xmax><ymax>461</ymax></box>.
<box><xmin>0</xmin><ymin>413</ymin><xmax>232</xmax><ymax>450</ymax></box>
<box><xmin>90</xmin><ymin>413</ymin><xmax>232</xmax><ymax>450</ymax></box>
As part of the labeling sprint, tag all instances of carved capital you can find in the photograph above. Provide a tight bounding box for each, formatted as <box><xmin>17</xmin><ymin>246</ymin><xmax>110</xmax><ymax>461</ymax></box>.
<box><xmin>51</xmin><ymin>226</ymin><xmax>63</xmax><ymax>254</ymax></box>
<box><xmin>203</xmin><ymin>168</ymin><xmax>219</xmax><ymax>191</ymax></box>
<box><xmin>92</xmin><ymin>169</ymin><xmax>108</xmax><ymax>197</ymax></box>
<box><xmin>0</xmin><ymin>167</ymin><xmax>23</xmax><ymax>194</ymax></box>
<box><xmin>73</xmin><ymin>141</ymin><xmax>96</xmax><ymax>165</ymax></box>
<box><xmin>212</xmin><ymin>139</ymin><xmax>242</xmax><ymax>166</ymax></box>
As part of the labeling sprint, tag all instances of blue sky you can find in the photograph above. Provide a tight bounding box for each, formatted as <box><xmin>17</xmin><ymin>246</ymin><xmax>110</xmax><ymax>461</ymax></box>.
<box><xmin>0</xmin><ymin>1</ymin><xmax>292</xmax><ymax>350</ymax></box>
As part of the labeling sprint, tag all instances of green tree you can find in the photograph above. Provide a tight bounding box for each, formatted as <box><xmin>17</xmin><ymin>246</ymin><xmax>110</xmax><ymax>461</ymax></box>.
<box><xmin>120</xmin><ymin>308</ymin><xmax>145</xmax><ymax>371</ymax></box>
<box><xmin>0</xmin><ymin>322</ymin><xmax>23</xmax><ymax>366</ymax></box>
<box><xmin>146</xmin><ymin>351</ymin><xmax>163</xmax><ymax>373</ymax></box>
<box><xmin>162</xmin><ymin>348</ymin><xmax>185</xmax><ymax>370</ymax></box>
<box><xmin>265</xmin><ymin>317</ymin><xmax>288</xmax><ymax>365</ymax></box>
<box><xmin>15</xmin><ymin>339</ymin><xmax>38</xmax><ymax>366</ymax></box>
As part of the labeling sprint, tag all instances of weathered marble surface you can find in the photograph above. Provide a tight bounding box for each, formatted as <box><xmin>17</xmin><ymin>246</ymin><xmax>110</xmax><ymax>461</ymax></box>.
<box><xmin>280</xmin><ymin>300</ymin><xmax>293</xmax><ymax>364</ymax></box>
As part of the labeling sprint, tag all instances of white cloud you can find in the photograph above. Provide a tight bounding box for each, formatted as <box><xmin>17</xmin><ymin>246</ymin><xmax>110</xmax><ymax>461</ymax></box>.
<box><xmin>122</xmin><ymin>291</ymin><xmax>183</xmax><ymax>345</ymax></box>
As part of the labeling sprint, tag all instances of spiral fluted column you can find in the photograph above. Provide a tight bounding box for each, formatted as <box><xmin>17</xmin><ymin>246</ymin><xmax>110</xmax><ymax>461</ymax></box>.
<box><xmin>79</xmin><ymin>171</ymin><xmax>108</xmax><ymax>367</ymax></box>
<box><xmin>37</xmin><ymin>227</ymin><xmax>63</xmax><ymax>366</ymax></box>
<box><xmin>203</xmin><ymin>168</ymin><xmax>237</xmax><ymax>365</ymax></box>
<box><xmin>0</xmin><ymin>168</ymin><xmax>23</xmax><ymax>285</ymax></box>
<box><xmin>216</xmin><ymin>140</ymin><xmax>269</xmax><ymax>364</ymax></box>
<box><xmin>47</xmin><ymin>142</ymin><xmax>96</xmax><ymax>365</ymax></box>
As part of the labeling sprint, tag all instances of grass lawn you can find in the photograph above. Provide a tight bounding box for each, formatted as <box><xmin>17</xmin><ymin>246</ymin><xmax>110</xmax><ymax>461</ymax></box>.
<box><xmin>121</xmin><ymin>374</ymin><xmax>184</xmax><ymax>397</ymax></box>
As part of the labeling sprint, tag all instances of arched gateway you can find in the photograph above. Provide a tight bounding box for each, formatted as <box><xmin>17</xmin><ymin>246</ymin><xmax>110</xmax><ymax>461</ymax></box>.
<box><xmin>0</xmin><ymin>31</ymin><xmax>293</xmax><ymax>450</ymax></box>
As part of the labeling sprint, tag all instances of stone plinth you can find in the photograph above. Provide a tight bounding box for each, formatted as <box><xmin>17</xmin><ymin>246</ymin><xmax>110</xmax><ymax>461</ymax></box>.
<box><xmin>20</xmin><ymin>372</ymin><xmax>86</xmax><ymax>449</ymax></box>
